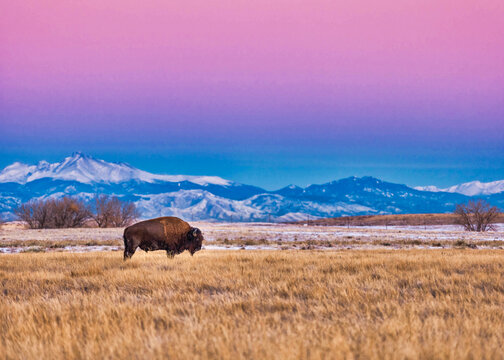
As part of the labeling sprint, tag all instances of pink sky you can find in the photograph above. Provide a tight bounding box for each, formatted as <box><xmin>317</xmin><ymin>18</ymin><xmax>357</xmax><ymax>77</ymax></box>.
<box><xmin>2</xmin><ymin>0</ymin><xmax>503</xmax><ymax>115</ymax></box>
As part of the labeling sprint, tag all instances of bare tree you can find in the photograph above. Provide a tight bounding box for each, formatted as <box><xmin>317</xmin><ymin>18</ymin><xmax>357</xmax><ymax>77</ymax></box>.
<box><xmin>15</xmin><ymin>197</ymin><xmax>90</xmax><ymax>229</ymax></box>
<box><xmin>116</xmin><ymin>200</ymin><xmax>140</xmax><ymax>227</ymax></box>
<box><xmin>51</xmin><ymin>197</ymin><xmax>91</xmax><ymax>228</ymax></box>
<box><xmin>92</xmin><ymin>194</ymin><xmax>113</xmax><ymax>228</ymax></box>
<box><xmin>92</xmin><ymin>195</ymin><xmax>139</xmax><ymax>228</ymax></box>
<box><xmin>15</xmin><ymin>199</ymin><xmax>54</xmax><ymax>229</ymax></box>
<box><xmin>454</xmin><ymin>200</ymin><xmax>500</xmax><ymax>232</ymax></box>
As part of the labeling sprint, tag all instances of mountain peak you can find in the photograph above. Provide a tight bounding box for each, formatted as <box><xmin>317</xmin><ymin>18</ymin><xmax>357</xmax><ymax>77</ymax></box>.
<box><xmin>67</xmin><ymin>151</ymin><xmax>92</xmax><ymax>162</ymax></box>
<box><xmin>0</xmin><ymin>153</ymin><xmax>233</xmax><ymax>186</ymax></box>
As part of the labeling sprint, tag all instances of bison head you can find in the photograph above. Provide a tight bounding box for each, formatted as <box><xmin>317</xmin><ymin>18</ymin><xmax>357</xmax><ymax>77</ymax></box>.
<box><xmin>186</xmin><ymin>227</ymin><xmax>204</xmax><ymax>255</ymax></box>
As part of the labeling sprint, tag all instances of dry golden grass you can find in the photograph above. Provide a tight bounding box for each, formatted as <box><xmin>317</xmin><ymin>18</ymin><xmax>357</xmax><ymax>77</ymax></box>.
<box><xmin>1</xmin><ymin>250</ymin><xmax>504</xmax><ymax>359</ymax></box>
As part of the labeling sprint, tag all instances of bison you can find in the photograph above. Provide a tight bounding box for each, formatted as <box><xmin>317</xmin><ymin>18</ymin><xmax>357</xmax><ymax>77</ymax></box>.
<box><xmin>123</xmin><ymin>216</ymin><xmax>203</xmax><ymax>260</ymax></box>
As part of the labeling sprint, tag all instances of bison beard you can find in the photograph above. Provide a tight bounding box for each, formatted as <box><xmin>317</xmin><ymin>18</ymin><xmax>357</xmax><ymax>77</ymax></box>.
<box><xmin>123</xmin><ymin>217</ymin><xmax>203</xmax><ymax>260</ymax></box>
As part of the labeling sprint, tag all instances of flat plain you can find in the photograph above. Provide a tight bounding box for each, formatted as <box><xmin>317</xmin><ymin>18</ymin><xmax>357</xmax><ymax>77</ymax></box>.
<box><xmin>1</xmin><ymin>250</ymin><xmax>504</xmax><ymax>359</ymax></box>
<box><xmin>1</xmin><ymin>223</ymin><xmax>504</xmax><ymax>359</ymax></box>
<box><xmin>1</xmin><ymin>222</ymin><xmax>504</xmax><ymax>253</ymax></box>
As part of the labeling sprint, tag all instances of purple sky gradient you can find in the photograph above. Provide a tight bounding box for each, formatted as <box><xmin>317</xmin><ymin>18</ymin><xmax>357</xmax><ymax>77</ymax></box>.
<box><xmin>1</xmin><ymin>0</ymin><xmax>503</xmax><ymax>189</ymax></box>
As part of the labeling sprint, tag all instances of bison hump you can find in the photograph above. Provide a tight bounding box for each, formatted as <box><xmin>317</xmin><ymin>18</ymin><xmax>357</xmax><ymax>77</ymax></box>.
<box><xmin>158</xmin><ymin>217</ymin><xmax>190</xmax><ymax>236</ymax></box>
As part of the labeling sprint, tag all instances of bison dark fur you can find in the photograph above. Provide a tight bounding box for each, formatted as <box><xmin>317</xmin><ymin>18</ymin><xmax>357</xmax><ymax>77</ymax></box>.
<box><xmin>123</xmin><ymin>216</ymin><xmax>203</xmax><ymax>260</ymax></box>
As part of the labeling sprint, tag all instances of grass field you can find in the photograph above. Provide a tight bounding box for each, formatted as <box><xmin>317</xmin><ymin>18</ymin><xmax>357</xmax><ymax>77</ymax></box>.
<box><xmin>1</xmin><ymin>250</ymin><xmax>504</xmax><ymax>359</ymax></box>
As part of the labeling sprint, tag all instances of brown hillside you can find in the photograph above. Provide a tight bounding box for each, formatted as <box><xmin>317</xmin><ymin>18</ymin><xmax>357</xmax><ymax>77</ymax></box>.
<box><xmin>292</xmin><ymin>213</ymin><xmax>504</xmax><ymax>226</ymax></box>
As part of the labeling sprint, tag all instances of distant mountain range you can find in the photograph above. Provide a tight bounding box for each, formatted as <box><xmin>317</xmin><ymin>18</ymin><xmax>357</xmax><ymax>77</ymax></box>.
<box><xmin>1</xmin><ymin>152</ymin><xmax>502</xmax><ymax>221</ymax></box>
<box><xmin>414</xmin><ymin>180</ymin><xmax>504</xmax><ymax>196</ymax></box>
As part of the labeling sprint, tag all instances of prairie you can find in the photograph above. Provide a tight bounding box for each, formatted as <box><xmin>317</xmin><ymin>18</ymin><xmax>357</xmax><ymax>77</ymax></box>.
<box><xmin>1</xmin><ymin>250</ymin><xmax>504</xmax><ymax>359</ymax></box>
<box><xmin>1</xmin><ymin>222</ymin><xmax>503</xmax><ymax>253</ymax></box>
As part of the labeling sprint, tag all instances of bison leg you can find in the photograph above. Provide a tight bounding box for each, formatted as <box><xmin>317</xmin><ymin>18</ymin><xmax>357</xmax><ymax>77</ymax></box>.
<box><xmin>166</xmin><ymin>250</ymin><xmax>175</xmax><ymax>259</ymax></box>
<box><xmin>124</xmin><ymin>248</ymin><xmax>136</xmax><ymax>260</ymax></box>
<box><xmin>124</xmin><ymin>244</ymin><xmax>138</xmax><ymax>260</ymax></box>
<box><xmin>123</xmin><ymin>233</ymin><xmax>139</xmax><ymax>260</ymax></box>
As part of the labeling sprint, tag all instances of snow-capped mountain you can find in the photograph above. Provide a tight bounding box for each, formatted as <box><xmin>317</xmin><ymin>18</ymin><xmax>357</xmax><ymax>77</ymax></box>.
<box><xmin>0</xmin><ymin>152</ymin><xmax>232</xmax><ymax>186</ymax></box>
<box><xmin>0</xmin><ymin>153</ymin><xmax>502</xmax><ymax>222</ymax></box>
<box><xmin>415</xmin><ymin>180</ymin><xmax>504</xmax><ymax>196</ymax></box>
<box><xmin>134</xmin><ymin>190</ymin><xmax>378</xmax><ymax>222</ymax></box>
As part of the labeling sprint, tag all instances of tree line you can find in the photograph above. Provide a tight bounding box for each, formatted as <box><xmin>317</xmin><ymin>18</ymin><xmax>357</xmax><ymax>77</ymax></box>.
<box><xmin>15</xmin><ymin>195</ymin><xmax>140</xmax><ymax>229</ymax></box>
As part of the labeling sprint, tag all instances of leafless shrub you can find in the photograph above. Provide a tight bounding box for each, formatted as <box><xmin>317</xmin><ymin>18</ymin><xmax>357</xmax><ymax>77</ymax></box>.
<box><xmin>52</xmin><ymin>197</ymin><xmax>91</xmax><ymax>228</ymax></box>
<box><xmin>92</xmin><ymin>195</ymin><xmax>112</xmax><ymax>228</ymax></box>
<box><xmin>92</xmin><ymin>195</ymin><xmax>140</xmax><ymax>228</ymax></box>
<box><xmin>118</xmin><ymin>201</ymin><xmax>140</xmax><ymax>227</ymax></box>
<box><xmin>15</xmin><ymin>197</ymin><xmax>91</xmax><ymax>229</ymax></box>
<box><xmin>454</xmin><ymin>200</ymin><xmax>500</xmax><ymax>232</ymax></box>
<box><xmin>15</xmin><ymin>199</ymin><xmax>53</xmax><ymax>229</ymax></box>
